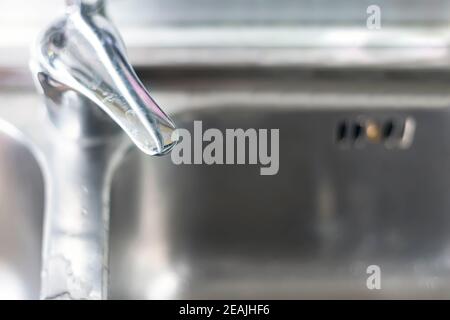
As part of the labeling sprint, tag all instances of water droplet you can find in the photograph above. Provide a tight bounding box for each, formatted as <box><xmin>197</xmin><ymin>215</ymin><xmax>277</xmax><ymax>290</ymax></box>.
<box><xmin>125</xmin><ymin>109</ymin><xmax>136</xmax><ymax>120</ymax></box>
<box><xmin>103</xmin><ymin>93</ymin><xmax>121</xmax><ymax>105</ymax></box>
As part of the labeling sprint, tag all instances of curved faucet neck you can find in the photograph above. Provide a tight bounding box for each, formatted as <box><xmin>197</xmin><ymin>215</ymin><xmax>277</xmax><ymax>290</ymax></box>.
<box><xmin>31</xmin><ymin>0</ymin><xmax>178</xmax><ymax>154</ymax></box>
<box><xmin>66</xmin><ymin>0</ymin><xmax>106</xmax><ymax>16</ymax></box>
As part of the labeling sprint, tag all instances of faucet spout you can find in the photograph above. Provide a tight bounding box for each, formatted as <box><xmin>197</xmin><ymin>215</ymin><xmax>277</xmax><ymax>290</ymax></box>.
<box><xmin>31</xmin><ymin>0</ymin><xmax>178</xmax><ymax>154</ymax></box>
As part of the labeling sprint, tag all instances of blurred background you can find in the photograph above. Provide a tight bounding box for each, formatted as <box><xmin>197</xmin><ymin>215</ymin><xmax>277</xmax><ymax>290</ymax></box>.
<box><xmin>2</xmin><ymin>0</ymin><xmax>450</xmax><ymax>72</ymax></box>
<box><xmin>2</xmin><ymin>0</ymin><xmax>450</xmax><ymax>300</ymax></box>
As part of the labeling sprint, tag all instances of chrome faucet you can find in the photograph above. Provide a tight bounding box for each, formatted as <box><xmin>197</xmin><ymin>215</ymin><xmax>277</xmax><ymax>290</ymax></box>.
<box><xmin>30</xmin><ymin>0</ymin><xmax>178</xmax><ymax>299</ymax></box>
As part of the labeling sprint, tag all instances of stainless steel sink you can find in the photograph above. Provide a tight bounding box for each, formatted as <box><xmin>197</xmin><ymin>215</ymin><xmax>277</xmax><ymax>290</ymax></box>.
<box><xmin>107</xmin><ymin>70</ymin><xmax>450</xmax><ymax>299</ymax></box>
<box><xmin>3</xmin><ymin>69</ymin><xmax>450</xmax><ymax>299</ymax></box>
<box><xmin>108</xmin><ymin>109</ymin><xmax>450</xmax><ymax>299</ymax></box>
<box><xmin>0</xmin><ymin>123</ymin><xmax>44</xmax><ymax>299</ymax></box>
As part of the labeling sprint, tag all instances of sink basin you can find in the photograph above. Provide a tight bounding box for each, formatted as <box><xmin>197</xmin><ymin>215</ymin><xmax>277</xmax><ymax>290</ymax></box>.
<box><xmin>3</xmin><ymin>69</ymin><xmax>450</xmax><ymax>299</ymax></box>
<box><xmin>105</xmin><ymin>70</ymin><xmax>450</xmax><ymax>299</ymax></box>
<box><xmin>0</xmin><ymin>125</ymin><xmax>44</xmax><ymax>299</ymax></box>
<box><xmin>108</xmin><ymin>106</ymin><xmax>450</xmax><ymax>299</ymax></box>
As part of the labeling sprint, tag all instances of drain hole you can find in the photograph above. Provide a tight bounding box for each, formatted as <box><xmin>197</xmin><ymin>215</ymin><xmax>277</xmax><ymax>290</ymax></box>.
<box><xmin>382</xmin><ymin>120</ymin><xmax>394</xmax><ymax>140</ymax></box>
<box><xmin>336</xmin><ymin>121</ymin><xmax>348</xmax><ymax>142</ymax></box>
<box><xmin>352</xmin><ymin>122</ymin><xmax>363</xmax><ymax>140</ymax></box>
<box><xmin>336</xmin><ymin>117</ymin><xmax>415</xmax><ymax>148</ymax></box>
